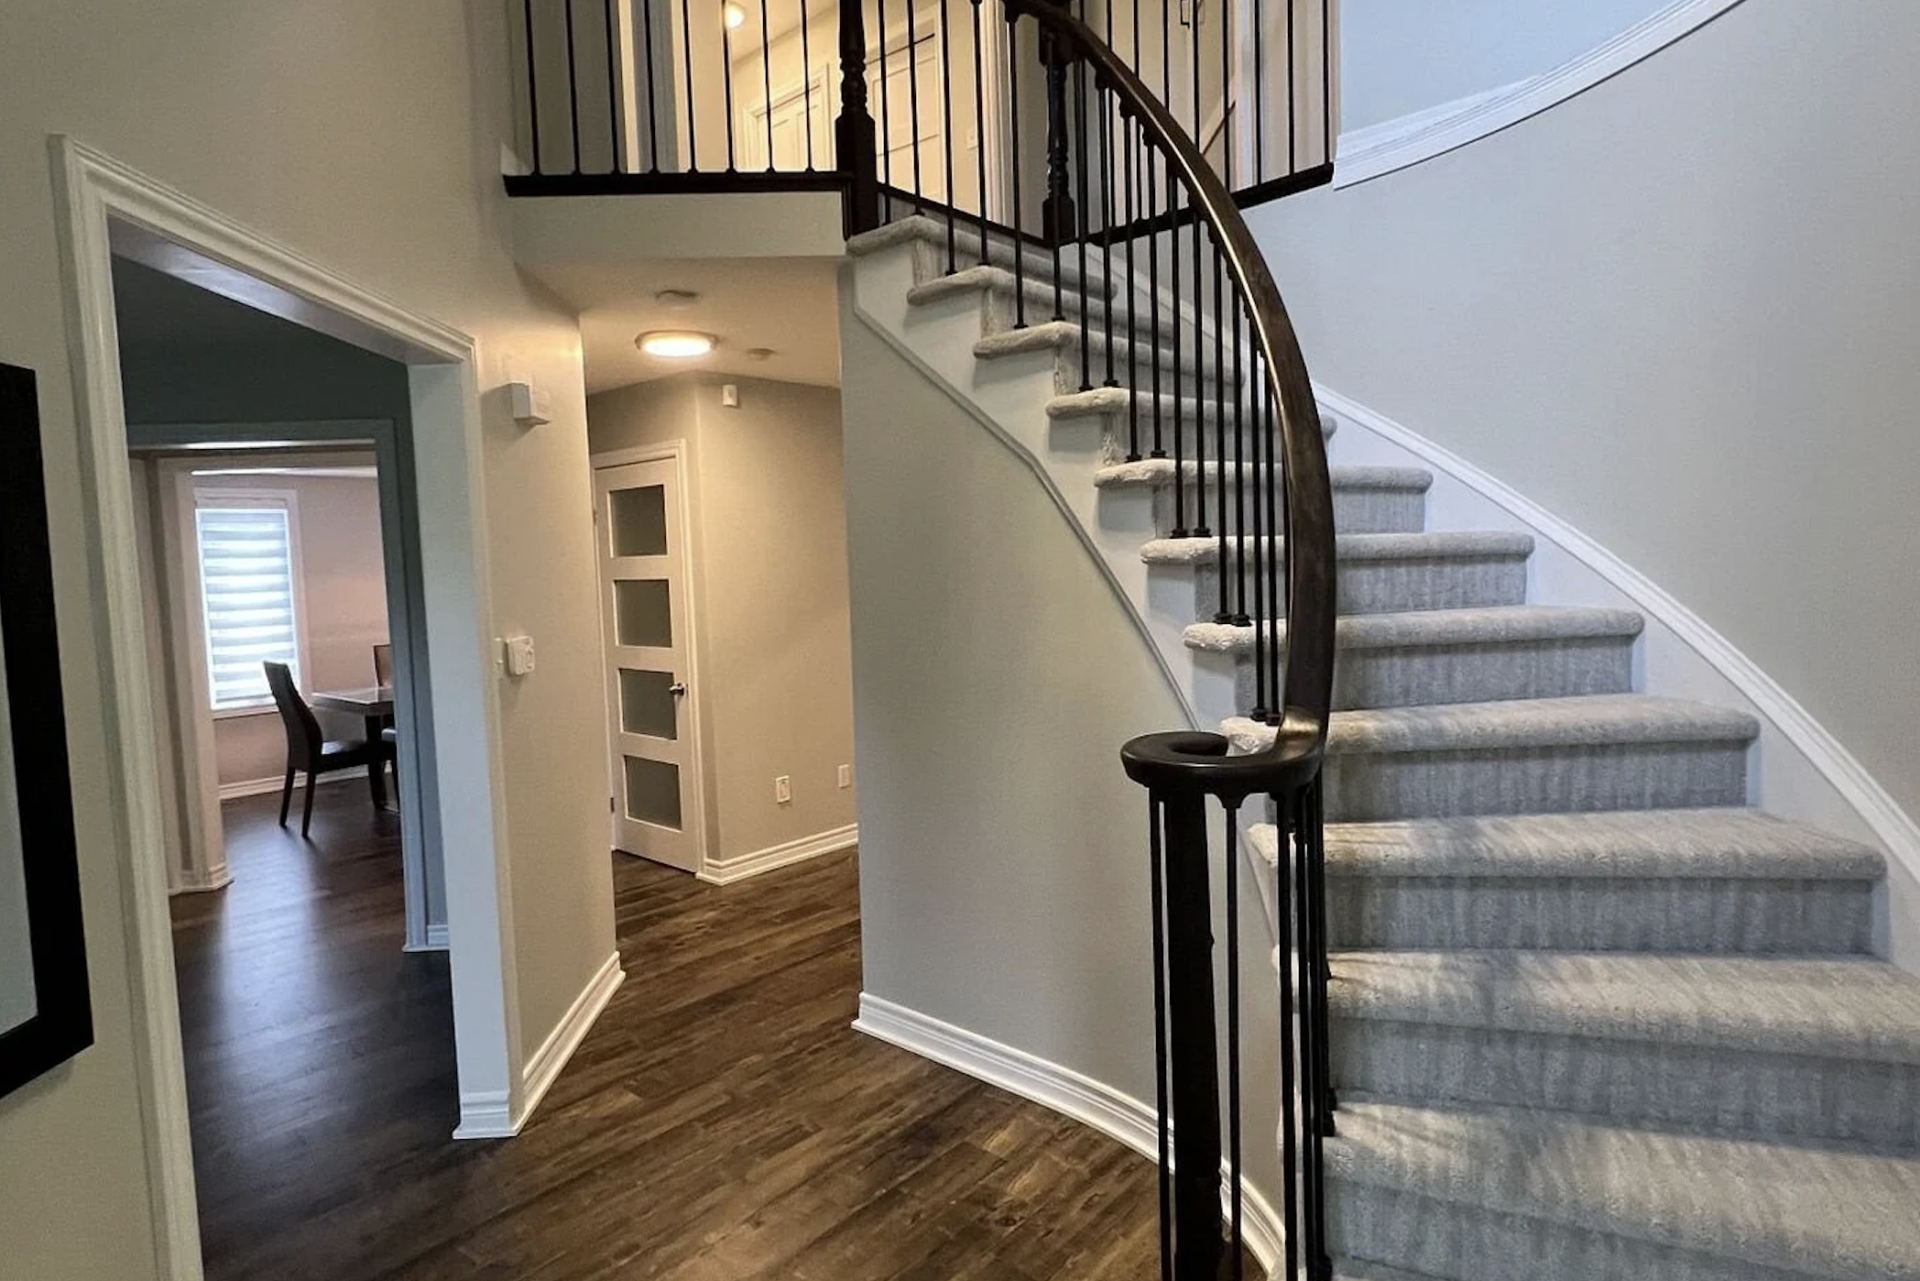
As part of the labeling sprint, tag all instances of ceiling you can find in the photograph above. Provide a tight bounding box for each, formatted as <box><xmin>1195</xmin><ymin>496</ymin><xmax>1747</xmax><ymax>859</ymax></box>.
<box><xmin>541</xmin><ymin>257</ymin><xmax>844</xmax><ymax>395</ymax></box>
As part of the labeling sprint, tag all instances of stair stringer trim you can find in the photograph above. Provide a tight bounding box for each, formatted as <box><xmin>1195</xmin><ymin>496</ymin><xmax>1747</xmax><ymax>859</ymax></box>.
<box><xmin>1315</xmin><ymin>381</ymin><xmax>1920</xmax><ymax>975</ymax></box>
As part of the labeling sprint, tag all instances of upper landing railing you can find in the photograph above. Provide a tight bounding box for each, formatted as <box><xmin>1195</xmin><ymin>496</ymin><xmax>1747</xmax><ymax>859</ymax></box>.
<box><xmin>503</xmin><ymin>0</ymin><xmax>1335</xmax><ymax>211</ymax></box>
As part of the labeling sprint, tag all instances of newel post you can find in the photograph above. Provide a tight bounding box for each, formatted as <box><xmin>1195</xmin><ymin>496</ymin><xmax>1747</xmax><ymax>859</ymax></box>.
<box><xmin>837</xmin><ymin>0</ymin><xmax>881</xmax><ymax>235</ymax></box>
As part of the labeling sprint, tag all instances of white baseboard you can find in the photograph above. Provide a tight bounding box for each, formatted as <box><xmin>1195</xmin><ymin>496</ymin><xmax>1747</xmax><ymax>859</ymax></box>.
<box><xmin>698</xmin><ymin>823</ymin><xmax>858</xmax><ymax>886</ymax></box>
<box><xmin>404</xmin><ymin>921</ymin><xmax>451</xmax><ymax>954</ymax></box>
<box><xmin>855</xmin><ymin>993</ymin><xmax>1284</xmax><ymax>1273</ymax></box>
<box><xmin>454</xmin><ymin>949</ymin><xmax>625</xmax><ymax>1140</ymax></box>
<box><xmin>217</xmin><ymin>770</ymin><xmax>354</xmax><ymax>802</ymax></box>
<box><xmin>518</xmin><ymin>950</ymin><xmax>626</xmax><ymax>1128</ymax></box>
<box><xmin>167</xmin><ymin>863</ymin><xmax>233</xmax><ymax>896</ymax></box>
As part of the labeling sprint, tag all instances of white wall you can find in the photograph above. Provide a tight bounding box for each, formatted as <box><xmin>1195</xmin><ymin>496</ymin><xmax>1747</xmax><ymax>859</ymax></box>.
<box><xmin>1340</xmin><ymin>0</ymin><xmax>1661</xmax><ymax>130</ymax></box>
<box><xmin>186</xmin><ymin>471</ymin><xmax>390</xmax><ymax>789</ymax></box>
<box><xmin>0</xmin><ymin>5</ymin><xmax>614</xmax><ymax>1276</ymax></box>
<box><xmin>1253</xmin><ymin>0</ymin><xmax>1920</xmax><ymax>917</ymax></box>
<box><xmin>588</xmin><ymin>373</ymin><xmax>858</xmax><ymax>869</ymax></box>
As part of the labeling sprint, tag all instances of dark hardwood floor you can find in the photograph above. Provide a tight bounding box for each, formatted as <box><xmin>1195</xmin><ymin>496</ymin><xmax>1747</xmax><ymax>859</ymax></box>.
<box><xmin>172</xmin><ymin>785</ymin><xmax>1172</xmax><ymax>1280</ymax></box>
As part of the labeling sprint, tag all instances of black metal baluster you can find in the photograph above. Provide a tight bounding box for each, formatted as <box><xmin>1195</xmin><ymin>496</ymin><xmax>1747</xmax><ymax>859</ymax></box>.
<box><xmin>605</xmin><ymin>0</ymin><xmax>622</xmax><ymax>173</ymax></box>
<box><xmin>1321</xmin><ymin>0</ymin><xmax>1333</xmax><ymax>165</ymax></box>
<box><xmin>1293</xmin><ymin>786</ymin><xmax>1321</xmax><ymax>1270</ymax></box>
<box><xmin>1169</xmin><ymin>168</ymin><xmax>1187</xmax><ymax>538</ymax></box>
<box><xmin>1074</xmin><ymin>45</ymin><xmax>1092</xmax><ymax>390</ymax></box>
<box><xmin>1230</xmin><ymin>289</ymin><xmax>1249</xmax><ymax>625</ymax></box>
<box><xmin>1286</xmin><ymin>0</ymin><xmax>1297</xmax><ymax>174</ymax></box>
<box><xmin>1160</xmin><ymin>0</ymin><xmax>1171</xmax><ymax>104</ymax></box>
<box><xmin>1146</xmin><ymin>145</ymin><xmax>1162</xmax><ymax>457</ymax></box>
<box><xmin>1123</xmin><ymin>113</ymin><xmax>1139</xmax><ymax>461</ymax></box>
<box><xmin>1248</xmin><ymin>346</ymin><xmax>1267</xmax><ymax>720</ymax></box>
<box><xmin>1148</xmin><ymin>797</ymin><xmax>1174</xmax><ymax>1281</ymax></box>
<box><xmin>906</xmin><ymin>0</ymin><xmax>922</xmax><ymax>205</ymax></box>
<box><xmin>879</xmin><ymin>0</ymin><xmax>892</xmax><ymax>192</ymax></box>
<box><xmin>681</xmin><ymin>0</ymin><xmax>699</xmax><ymax>169</ymax></box>
<box><xmin>1042</xmin><ymin>26</ymin><xmax>1068</xmax><ymax>323</ymax></box>
<box><xmin>972</xmin><ymin>0</ymin><xmax>990</xmax><ymax>250</ymax></box>
<box><xmin>566</xmin><ymin>0</ymin><xmax>584</xmax><ymax>172</ymax></box>
<box><xmin>524</xmin><ymin>0</ymin><xmax>544</xmax><ymax>174</ymax></box>
<box><xmin>1276</xmin><ymin>793</ymin><xmax>1300</xmax><ymax>1281</ymax></box>
<box><xmin>938</xmin><ymin>0</ymin><xmax>956</xmax><ymax>271</ymax></box>
<box><xmin>1007</xmin><ymin>10</ymin><xmax>1026</xmax><ymax>327</ymax></box>
<box><xmin>1211</xmin><ymin>244</ymin><xmax>1228</xmax><ymax>609</ymax></box>
<box><xmin>1219</xmin><ymin>0</ymin><xmax>1231</xmax><ymax>186</ymax></box>
<box><xmin>1224</xmin><ymin>802</ymin><xmax>1244</xmax><ymax>1281</ymax></box>
<box><xmin>722</xmin><ymin>0</ymin><xmax>738</xmax><ymax>170</ymax></box>
<box><xmin>1265</xmin><ymin>374</ymin><xmax>1282</xmax><ymax>718</ymax></box>
<box><xmin>1099</xmin><ymin>85</ymin><xmax>1118</xmax><ymax>395</ymax></box>
<box><xmin>642</xmin><ymin>0</ymin><xmax>662</xmax><ymax>168</ymax></box>
<box><xmin>1253</xmin><ymin>0</ymin><xmax>1264</xmax><ymax>183</ymax></box>
<box><xmin>760</xmin><ymin>0</ymin><xmax>776</xmax><ymax>168</ymax></box>
<box><xmin>801</xmin><ymin>0</ymin><xmax>816</xmax><ymax>169</ymax></box>
<box><xmin>1190</xmin><ymin>195</ymin><xmax>1207</xmax><ymax>539</ymax></box>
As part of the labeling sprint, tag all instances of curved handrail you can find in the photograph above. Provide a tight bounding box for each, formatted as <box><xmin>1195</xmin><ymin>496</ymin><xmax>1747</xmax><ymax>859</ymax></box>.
<box><xmin>1001</xmin><ymin>0</ymin><xmax>1337</xmax><ymax>799</ymax></box>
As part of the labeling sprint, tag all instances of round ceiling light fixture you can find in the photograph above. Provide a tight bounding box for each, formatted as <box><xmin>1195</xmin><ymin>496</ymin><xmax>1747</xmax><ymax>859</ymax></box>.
<box><xmin>637</xmin><ymin>330</ymin><xmax>718</xmax><ymax>359</ymax></box>
<box><xmin>724</xmin><ymin>3</ymin><xmax>746</xmax><ymax>28</ymax></box>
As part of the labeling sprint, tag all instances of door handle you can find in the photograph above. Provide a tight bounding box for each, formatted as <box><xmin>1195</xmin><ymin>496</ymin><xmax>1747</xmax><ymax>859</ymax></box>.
<box><xmin>669</xmin><ymin>681</ymin><xmax>688</xmax><ymax>696</ymax></box>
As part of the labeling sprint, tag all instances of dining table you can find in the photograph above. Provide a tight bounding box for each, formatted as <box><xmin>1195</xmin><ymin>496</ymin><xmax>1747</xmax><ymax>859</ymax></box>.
<box><xmin>311</xmin><ymin>685</ymin><xmax>395</xmax><ymax>808</ymax></box>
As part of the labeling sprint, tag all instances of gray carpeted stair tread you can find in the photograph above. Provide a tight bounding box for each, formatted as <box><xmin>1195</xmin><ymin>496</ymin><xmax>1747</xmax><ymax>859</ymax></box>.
<box><xmin>1046</xmin><ymin>384</ymin><xmax>1337</xmax><ymax>436</ymax></box>
<box><xmin>907</xmin><ymin>262</ymin><xmax>1198</xmax><ymax>341</ymax></box>
<box><xmin>1187</xmin><ymin>605</ymin><xmax>1645</xmax><ymax>655</ymax></box>
<box><xmin>974</xmin><ymin>319</ymin><xmax>1239</xmax><ymax>387</ymax></box>
<box><xmin>1253</xmin><ymin>809</ymin><xmax>1884</xmax><ymax>881</ymax></box>
<box><xmin>1330</xmin><ymin>950</ymin><xmax>1920</xmax><ymax>1065</ymax></box>
<box><xmin>848</xmin><ymin>216</ymin><xmax>1112</xmax><ymax>290</ymax></box>
<box><xmin>1328</xmin><ymin>1100</ymin><xmax>1920</xmax><ymax>1281</ymax></box>
<box><xmin>1228</xmin><ymin>695</ymin><xmax>1760</xmax><ymax>757</ymax></box>
<box><xmin>1144</xmin><ymin>530</ymin><xmax>1533</xmax><ymax>567</ymax></box>
<box><xmin>1334</xmin><ymin>1264</ymin><xmax>1455</xmax><ymax>1281</ymax></box>
<box><xmin>1095</xmin><ymin>459</ymin><xmax>1430</xmax><ymax>492</ymax></box>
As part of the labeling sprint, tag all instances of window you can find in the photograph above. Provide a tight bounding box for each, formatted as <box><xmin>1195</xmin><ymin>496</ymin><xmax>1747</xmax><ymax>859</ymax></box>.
<box><xmin>193</xmin><ymin>492</ymin><xmax>304</xmax><ymax>712</ymax></box>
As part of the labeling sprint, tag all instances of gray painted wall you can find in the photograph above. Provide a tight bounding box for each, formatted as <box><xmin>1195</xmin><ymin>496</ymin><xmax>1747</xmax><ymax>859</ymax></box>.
<box><xmin>1341</xmin><ymin>0</ymin><xmax>1661</xmax><ymax>130</ymax></box>
<box><xmin>1256</xmin><ymin>0</ymin><xmax>1920</xmax><ymax>884</ymax></box>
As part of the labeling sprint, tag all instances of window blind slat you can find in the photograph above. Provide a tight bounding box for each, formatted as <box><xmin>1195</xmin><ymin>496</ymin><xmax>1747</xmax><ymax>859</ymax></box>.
<box><xmin>195</xmin><ymin>502</ymin><xmax>300</xmax><ymax>710</ymax></box>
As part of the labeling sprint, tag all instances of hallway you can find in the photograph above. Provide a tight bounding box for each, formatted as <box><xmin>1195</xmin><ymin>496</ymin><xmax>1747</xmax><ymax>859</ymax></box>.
<box><xmin>173</xmin><ymin>790</ymin><xmax>1169</xmax><ymax>1279</ymax></box>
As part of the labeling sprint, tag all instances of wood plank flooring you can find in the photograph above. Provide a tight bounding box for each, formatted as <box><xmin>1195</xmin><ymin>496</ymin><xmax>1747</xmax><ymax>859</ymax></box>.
<box><xmin>172</xmin><ymin>786</ymin><xmax>1174</xmax><ymax>1280</ymax></box>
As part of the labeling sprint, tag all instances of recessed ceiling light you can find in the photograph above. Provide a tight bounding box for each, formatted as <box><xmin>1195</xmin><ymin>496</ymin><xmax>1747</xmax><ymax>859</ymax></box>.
<box><xmin>637</xmin><ymin>330</ymin><xmax>718</xmax><ymax>359</ymax></box>
<box><xmin>654</xmin><ymin>288</ymin><xmax>700</xmax><ymax>308</ymax></box>
<box><xmin>724</xmin><ymin>3</ymin><xmax>745</xmax><ymax>28</ymax></box>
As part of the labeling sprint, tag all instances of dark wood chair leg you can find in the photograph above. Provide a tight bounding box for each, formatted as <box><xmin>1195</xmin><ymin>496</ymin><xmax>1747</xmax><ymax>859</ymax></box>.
<box><xmin>301</xmin><ymin>771</ymin><xmax>318</xmax><ymax>838</ymax></box>
<box><xmin>278</xmin><ymin>766</ymin><xmax>296</xmax><ymax>827</ymax></box>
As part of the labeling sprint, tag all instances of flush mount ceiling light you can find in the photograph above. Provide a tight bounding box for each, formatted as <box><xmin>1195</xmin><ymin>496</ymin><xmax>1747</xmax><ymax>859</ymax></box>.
<box><xmin>724</xmin><ymin>3</ymin><xmax>746</xmax><ymax>27</ymax></box>
<box><xmin>637</xmin><ymin>330</ymin><xmax>718</xmax><ymax>359</ymax></box>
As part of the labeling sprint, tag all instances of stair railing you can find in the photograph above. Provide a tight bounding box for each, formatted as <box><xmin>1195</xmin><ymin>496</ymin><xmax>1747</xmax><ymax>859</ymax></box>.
<box><xmin>852</xmin><ymin>0</ymin><xmax>1340</xmax><ymax>1273</ymax></box>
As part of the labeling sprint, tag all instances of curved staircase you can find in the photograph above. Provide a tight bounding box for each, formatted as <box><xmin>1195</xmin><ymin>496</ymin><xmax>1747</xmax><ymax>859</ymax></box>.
<box><xmin>850</xmin><ymin>215</ymin><xmax>1920</xmax><ymax>1280</ymax></box>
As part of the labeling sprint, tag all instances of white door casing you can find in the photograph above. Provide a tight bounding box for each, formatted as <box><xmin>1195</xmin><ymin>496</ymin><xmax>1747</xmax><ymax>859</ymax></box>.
<box><xmin>594</xmin><ymin>451</ymin><xmax>706</xmax><ymax>874</ymax></box>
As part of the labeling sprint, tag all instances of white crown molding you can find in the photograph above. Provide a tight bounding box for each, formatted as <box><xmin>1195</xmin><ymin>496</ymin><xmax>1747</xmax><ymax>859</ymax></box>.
<box><xmin>855</xmin><ymin>993</ymin><xmax>1285</xmax><ymax>1272</ymax></box>
<box><xmin>1313</xmin><ymin>382</ymin><xmax>1920</xmax><ymax>934</ymax></box>
<box><xmin>697</xmin><ymin>823</ymin><xmax>859</xmax><ymax>886</ymax></box>
<box><xmin>1334</xmin><ymin>0</ymin><xmax>1753</xmax><ymax>188</ymax></box>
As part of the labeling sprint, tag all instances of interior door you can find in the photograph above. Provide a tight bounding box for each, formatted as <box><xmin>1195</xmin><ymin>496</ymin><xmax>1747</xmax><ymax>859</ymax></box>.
<box><xmin>595</xmin><ymin>457</ymin><xmax>703</xmax><ymax>873</ymax></box>
<box><xmin>869</xmin><ymin>20</ymin><xmax>951</xmax><ymax>202</ymax></box>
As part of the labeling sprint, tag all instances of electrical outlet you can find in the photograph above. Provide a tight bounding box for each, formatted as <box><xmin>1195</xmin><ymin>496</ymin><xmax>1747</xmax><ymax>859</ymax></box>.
<box><xmin>775</xmin><ymin>775</ymin><xmax>792</xmax><ymax>804</ymax></box>
<box><xmin>837</xmin><ymin>764</ymin><xmax>852</xmax><ymax>789</ymax></box>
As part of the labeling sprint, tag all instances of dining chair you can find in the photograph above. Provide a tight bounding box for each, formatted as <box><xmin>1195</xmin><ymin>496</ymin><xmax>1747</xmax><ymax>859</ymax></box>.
<box><xmin>264</xmin><ymin>661</ymin><xmax>396</xmax><ymax>837</ymax></box>
<box><xmin>372</xmin><ymin>642</ymin><xmax>393</xmax><ymax>688</ymax></box>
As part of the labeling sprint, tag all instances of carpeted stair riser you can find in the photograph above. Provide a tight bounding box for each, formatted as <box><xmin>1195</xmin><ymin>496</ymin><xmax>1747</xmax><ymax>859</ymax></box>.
<box><xmin>1328</xmin><ymin>1182</ymin><xmax>1825</xmax><ymax>1281</ymax></box>
<box><xmin>1188</xmin><ymin>555</ymin><xmax>1530</xmax><ymax>620</ymax></box>
<box><xmin>1323</xmin><ymin>740</ymin><xmax>1750</xmax><ymax>822</ymax></box>
<box><xmin>973</xmin><ymin>322</ymin><xmax>1239</xmax><ymax>397</ymax></box>
<box><xmin>1235</xmin><ymin>634</ymin><xmax>1635</xmax><ymax>713</ymax></box>
<box><xmin>1152</xmin><ymin>481</ymin><xmax>1425</xmax><ymax>538</ymax></box>
<box><xmin>1327</xmin><ymin>873</ymin><xmax>1874</xmax><ymax>952</ymax></box>
<box><xmin>890</xmin><ymin>223</ymin><xmax>1114</xmax><ymax>294</ymax></box>
<box><xmin>1048</xmin><ymin>386</ymin><xmax>1339</xmax><ymax>440</ymax></box>
<box><xmin>1332</xmin><ymin>1020</ymin><xmax>1920</xmax><ymax>1151</ymax></box>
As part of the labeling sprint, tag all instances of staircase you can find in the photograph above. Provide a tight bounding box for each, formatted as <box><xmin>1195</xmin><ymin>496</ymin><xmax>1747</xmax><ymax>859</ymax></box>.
<box><xmin>847</xmin><ymin>214</ymin><xmax>1920</xmax><ymax>1280</ymax></box>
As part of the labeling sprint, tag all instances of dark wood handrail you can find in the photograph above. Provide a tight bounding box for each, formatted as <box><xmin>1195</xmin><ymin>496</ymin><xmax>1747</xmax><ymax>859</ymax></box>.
<box><xmin>999</xmin><ymin>0</ymin><xmax>1338</xmax><ymax>796</ymax></box>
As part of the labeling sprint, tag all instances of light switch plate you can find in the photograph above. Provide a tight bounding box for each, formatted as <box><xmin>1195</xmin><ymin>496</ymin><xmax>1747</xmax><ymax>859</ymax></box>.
<box><xmin>721</xmin><ymin>383</ymin><xmax>740</xmax><ymax>408</ymax></box>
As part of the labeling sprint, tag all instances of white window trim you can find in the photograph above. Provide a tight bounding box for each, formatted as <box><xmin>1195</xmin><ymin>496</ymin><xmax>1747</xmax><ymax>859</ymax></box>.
<box><xmin>191</xmin><ymin>486</ymin><xmax>312</xmax><ymax>716</ymax></box>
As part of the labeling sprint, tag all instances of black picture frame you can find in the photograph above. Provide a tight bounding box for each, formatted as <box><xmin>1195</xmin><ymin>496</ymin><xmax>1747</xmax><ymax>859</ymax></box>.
<box><xmin>0</xmin><ymin>361</ymin><xmax>93</xmax><ymax>1100</ymax></box>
